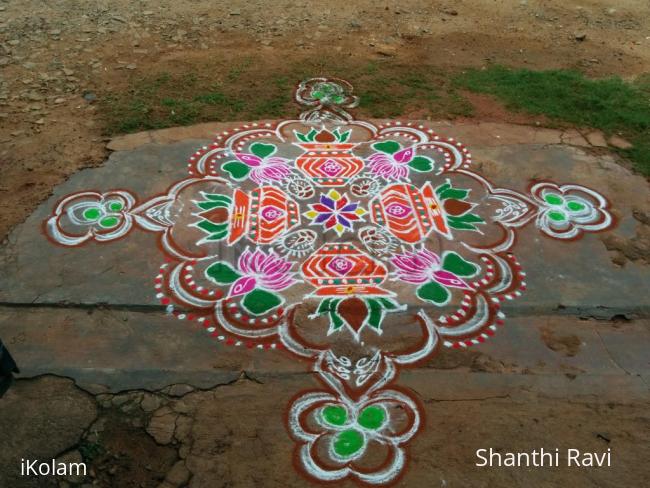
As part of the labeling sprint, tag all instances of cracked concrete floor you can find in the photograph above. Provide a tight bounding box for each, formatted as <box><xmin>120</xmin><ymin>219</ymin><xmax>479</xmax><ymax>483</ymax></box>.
<box><xmin>2</xmin><ymin>363</ymin><xmax>650</xmax><ymax>488</ymax></box>
<box><xmin>0</xmin><ymin>120</ymin><xmax>649</xmax><ymax>487</ymax></box>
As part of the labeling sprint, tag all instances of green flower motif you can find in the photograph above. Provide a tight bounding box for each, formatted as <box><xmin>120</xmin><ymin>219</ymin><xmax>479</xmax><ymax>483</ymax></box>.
<box><xmin>542</xmin><ymin>191</ymin><xmax>590</xmax><ymax>224</ymax></box>
<box><xmin>320</xmin><ymin>403</ymin><xmax>388</xmax><ymax>460</ymax></box>
<box><xmin>311</xmin><ymin>82</ymin><xmax>346</xmax><ymax>105</ymax></box>
<box><xmin>80</xmin><ymin>199</ymin><xmax>127</xmax><ymax>229</ymax></box>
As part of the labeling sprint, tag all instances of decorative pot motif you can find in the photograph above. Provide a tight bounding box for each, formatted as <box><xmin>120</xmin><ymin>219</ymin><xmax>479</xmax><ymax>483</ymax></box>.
<box><xmin>295</xmin><ymin>142</ymin><xmax>365</xmax><ymax>187</ymax></box>
<box><xmin>301</xmin><ymin>243</ymin><xmax>389</xmax><ymax>296</ymax></box>
<box><xmin>369</xmin><ymin>182</ymin><xmax>451</xmax><ymax>244</ymax></box>
<box><xmin>229</xmin><ymin>186</ymin><xmax>300</xmax><ymax>244</ymax></box>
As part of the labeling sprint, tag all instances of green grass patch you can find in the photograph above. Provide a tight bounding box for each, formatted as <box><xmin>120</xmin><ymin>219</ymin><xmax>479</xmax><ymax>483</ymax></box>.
<box><xmin>100</xmin><ymin>60</ymin><xmax>472</xmax><ymax>135</ymax></box>
<box><xmin>102</xmin><ymin>60</ymin><xmax>648</xmax><ymax>175</ymax></box>
<box><xmin>454</xmin><ymin>66</ymin><xmax>650</xmax><ymax>174</ymax></box>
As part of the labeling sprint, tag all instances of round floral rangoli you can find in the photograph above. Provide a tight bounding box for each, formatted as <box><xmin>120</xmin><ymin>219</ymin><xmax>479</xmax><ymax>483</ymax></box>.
<box><xmin>45</xmin><ymin>78</ymin><xmax>615</xmax><ymax>485</ymax></box>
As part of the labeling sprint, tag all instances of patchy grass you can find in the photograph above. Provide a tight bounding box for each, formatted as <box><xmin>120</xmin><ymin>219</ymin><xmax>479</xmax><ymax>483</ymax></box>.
<box><xmin>100</xmin><ymin>60</ymin><xmax>471</xmax><ymax>135</ymax></box>
<box><xmin>454</xmin><ymin>66</ymin><xmax>650</xmax><ymax>175</ymax></box>
<box><xmin>101</xmin><ymin>60</ymin><xmax>648</xmax><ymax>175</ymax></box>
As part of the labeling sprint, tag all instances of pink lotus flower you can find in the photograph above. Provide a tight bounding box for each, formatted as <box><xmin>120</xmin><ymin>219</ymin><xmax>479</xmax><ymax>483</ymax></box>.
<box><xmin>391</xmin><ymin>248</ymin><xmax>471</xmax><ymax>289</ymax></box>
<box><xmin>367</xmin><ymin>147</ymin><xmax>415</xmax><ymax>180</ymax></box>
<box><xmin>228</xmin><ymin>248</ymin><xmax>297</xmax><ymax>297</ymax></box>
<box><xmin>235</xmin><ymin>152</ymin><xmax>292</xmax><ymax>185</ymax></box>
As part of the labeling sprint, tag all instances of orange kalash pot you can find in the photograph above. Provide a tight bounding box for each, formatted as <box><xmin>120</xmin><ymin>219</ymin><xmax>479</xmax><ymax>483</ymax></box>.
<box><xmin>295</xmin><ymin>129</ymin><xmax>364</xmax><ymax>187</ymax></box>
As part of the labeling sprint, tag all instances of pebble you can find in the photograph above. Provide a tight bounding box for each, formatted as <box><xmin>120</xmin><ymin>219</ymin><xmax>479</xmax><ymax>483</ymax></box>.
<box><xmin>111</xmin><ymin>395</ymin><xmax>129</xmax><ymax>406</ymax></box>
<box><xmin>574</xmin><ymin>32</ymin><xmax>587</xmax><ymax>41</ymax></box>
<box><xmin>608</xmin><ymin>135</ymin><xmax>633</xmax><ymax>150</ymax></box>
<box><xmin>140</xmin><ymin>394</ymin><xmax>162</xmax><ymax>412</ymax></box>
<box><xmin>125</xmin><ymin>63</ymin><xmax>137</xmax><ymax>69</ymax></box>
<box><xmin>165</xmin><ymin>384</ymin><xmax>194</xmax><ymax>397</ymax></box>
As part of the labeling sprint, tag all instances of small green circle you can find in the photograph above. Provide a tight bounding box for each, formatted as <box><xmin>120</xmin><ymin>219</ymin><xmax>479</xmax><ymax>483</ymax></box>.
<box><xmin>566</xmin><ymin>201</ymin><xmax>585</xmax><ymax>212</ymax></box>
<box><xmin>312</xmin><ymin>90</ymin><xmax>325</xmax><ymax>100</ymax></box>
<box><xmin>548</xmin><ymin>210</ymin><xmax>567</xmax><ymax>222</ymax></box>
<box><xmin>333</xmin><ymin>429</ymin><xmax>364</xmax><ymax>458</ymax></box>
<box><xmin>107</xmin><ymin>200</ymin><xmax>123</xmax><ymax>212</ymax></box>
<box><xmin>544</xmin><ymin>193</ymin><xmax>564</xmax><ymax>206</ymax></box>
<box><xmin>82</xmin><ymin>208</ymin><xmax>101</xmax><ymax>221</ymax></box>
<box><xmin>99</xmin><ymin>216</ymin><xmax>119</xmax><ymax>228</ymax></box>
<box><xmin>357</xmin><ymin>406</ymin><xmax>386</xmax><ymax>430</ymax></box>
<box><xmin>322</xmin><ymin>405</ymin><xmax>347</xmax><ymax>426</ymax></box>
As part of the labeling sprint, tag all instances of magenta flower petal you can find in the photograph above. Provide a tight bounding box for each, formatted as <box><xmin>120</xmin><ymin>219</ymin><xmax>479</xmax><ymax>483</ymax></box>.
<box><xmin>393</xmin><ymin>147</ymin><xmax>415</xmax><ymax>163</ymax></box>
<box><xmin>433</xmin><ymin>270</ymin><xmax>470</xmax><ymax>290</ymax></box>
<box><xmin>238</xmin><ymin>249</ymin><xmax>253</xmax><ymax>274</ymax></box>
<box><xmin>235</xmin><ymin>153</ymin><xmax>262</xmax><ymax>167</ymax></box>
<box><xmin>233</xmin><ymin>249</ymin><xmax>297</xmax><ymax>293</ymax></box>
<box><xmin>229</xmin><ymin>276</ymin><xmax>257</xmax><ymax>297</ymax></box>
<box><xmin>392</xmin><ymin>248</ymin><xmax>445</xmax><ymax>284</ymax></box>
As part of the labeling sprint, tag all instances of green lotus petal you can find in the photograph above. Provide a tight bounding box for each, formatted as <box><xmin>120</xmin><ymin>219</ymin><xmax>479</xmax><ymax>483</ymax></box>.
<box><xmin>98</xmin><ymin>216</ymin><xmax>119</xmax><ymax>228</ymax></box>
<box><xmin>372</xmin><ymin>140</ymin><xmax>400</xmax><ymax>154</ymax></box>
<box><xmin>250</xmin><ymin>142</ymin><xmax>276</xmax><ymax>158</ymax></box>
<box><xmin>566</xmin><ymin>201</ymin><xmax>585</xmax><ymax>212</ymax></box>
<box><xmin>322</xmin><ymin>405</ymin><xmax>347</xmax><ymax>426</ymax></box>
<box><xmin>544</xmin><ymin>193</ymin><xmax>564</xmax><ymax>205</ymax></box>
<box><xmin>333</xmin><ymin>429</ymin><xmax>364</xmax><ymax>458</ymax></box>
<box><xmin>242</xmin><ymin>289</ymin><xmax>282</xmax><ymax>316</ymax></box>
<box><xmin>83</xmin><ymin>207</ymin><xmax>102</xmax><ymax>222</ymax></box>
<box><xmin>357</xmin><ymin>406</ymin><xmax>386</xmax><ymax>430</ymax></box>
<box><xmin>408</xmin><ymin>156</ymin><xmax>433</xmax><ymax>172</ymax></box>
<box><xmin>439</xmin><ymin>188</ymin><xmax>470</xmax><ymax>200</ymax></box>
<box><xmin>416</xmin><ymin>281</ymin><xmax>450</xmax><ymax>305</ymax></box>
<box><xmin>222</xmin><ymin>161</ymin><xmax>251</xmax><ymax>180</ymax></box>
<box><xmin>442</xmin><ymin>252</ymin><xmax>479</xmax><ymax>277</ymax></box>
<box><xmin>205</xmin><ymin>261</ymin><xmax>241</xmax><ymax>284</ymax></box>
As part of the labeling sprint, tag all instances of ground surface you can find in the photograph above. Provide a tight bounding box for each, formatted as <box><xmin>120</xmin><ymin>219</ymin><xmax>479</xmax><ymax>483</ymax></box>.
<box><xmin>2</xmin><ymin>0</ymin><xmax>650</xmax><ymax>240</ymax></box>
<box><xmin>0</xmin><ymin>1</ymin><xmax>649</xmax><ymax>487</ymax></box>
<box><xmin>1</xmin><ymin>120</ymin><xmax>649</xmax><ymax>487</ymax></box>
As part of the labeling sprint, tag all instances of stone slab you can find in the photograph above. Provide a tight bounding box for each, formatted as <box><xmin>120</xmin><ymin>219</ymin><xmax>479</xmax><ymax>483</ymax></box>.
<box><xmin>2</xmin><ymin>306</ymin><xmax>647</xmax><ymax>399</ymax></box>
<box><xmin>1</xmin><ymin>136</ymin><xmax>648</xmax><ymax>318</ymax></box>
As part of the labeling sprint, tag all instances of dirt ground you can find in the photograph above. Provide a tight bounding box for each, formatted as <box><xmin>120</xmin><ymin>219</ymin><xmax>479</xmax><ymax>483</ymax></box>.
<box><xmin>1</xmin><ymin>0</ymin><xmax>650</xmax><ymax>241</ymax></box>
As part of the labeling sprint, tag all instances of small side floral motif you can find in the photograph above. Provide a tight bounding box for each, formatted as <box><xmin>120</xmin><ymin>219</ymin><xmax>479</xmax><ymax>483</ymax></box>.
<box><xmin>290</xmin><ymin>391</ymin><xmax>420</xmax><ymax>484</ymax></box>
<box><xmin>221</xmin><ymin>142</ymin><xmax>292</xmax><ymax>184</ymax></box>
<box><xmin>435</xmin><ymin>180</ymin><xmax>485</xmax><ymax>232</ymax></box>
<box><xmin>391</xmin><ymin>248</ymin><xmax>479</xmax><ymax>306</ymax></box>
<box><xmin>204</xmin><ymin>248</ymin><xmax>298</xmax><ymax>315</ymax></box>
<box><xmin>310</xmin><ymin>82</ymin><xmax>348</xmax><ymax>105</ymax></box>
<box><xmin>294</xmin><ymin>78</ymin><xmax>359</xmax><ymax>122</ymax></box>
<box><xmin>530</xmin><ymin>182</ymin><xmax>614</xmax><ymax>239</ymax></box>
<box><xmin>46</xmin><ymin>191</ymin><xmax>135</xmax><ymax>246</ymax></box>
<box><xmin>304</xmin><ymin>190</ymin><xmax>367</xmax><ymax>236</ymax></box>
<box><xmin>367</xmin><ymin>140</ymin><xmax>434</xmax><ymax>180</ymax></box>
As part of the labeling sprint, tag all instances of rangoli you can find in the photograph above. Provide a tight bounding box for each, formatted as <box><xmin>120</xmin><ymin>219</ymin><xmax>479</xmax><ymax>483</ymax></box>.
<box><xmin>44</xmin><ymin>78</ymin><xmax>615</xmax><ymax>485</ymax></box>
